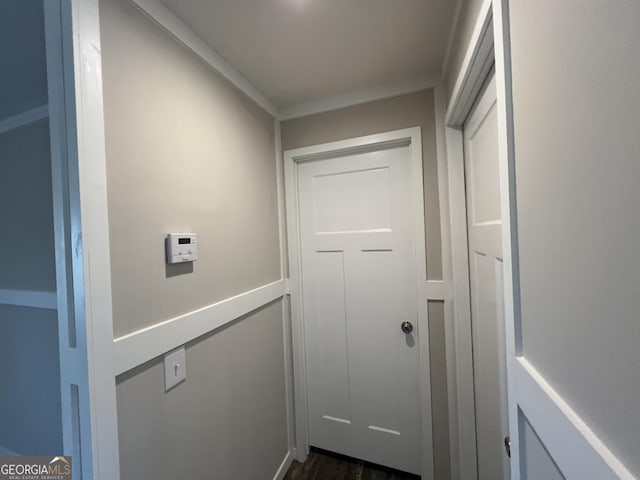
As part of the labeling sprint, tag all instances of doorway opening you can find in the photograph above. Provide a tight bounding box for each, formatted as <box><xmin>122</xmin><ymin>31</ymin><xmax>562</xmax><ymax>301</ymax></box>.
<box><xmin>284</xmin><ymin>128</ymin><xmax>434</xmax><ymax>479</ymax></box>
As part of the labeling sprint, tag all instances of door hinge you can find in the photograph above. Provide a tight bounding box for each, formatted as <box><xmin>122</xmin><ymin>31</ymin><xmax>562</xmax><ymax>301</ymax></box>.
<box><xmin>504</xmin><ymin>436</ymin><xmax>511</xmax><ymax>458</ymax></box>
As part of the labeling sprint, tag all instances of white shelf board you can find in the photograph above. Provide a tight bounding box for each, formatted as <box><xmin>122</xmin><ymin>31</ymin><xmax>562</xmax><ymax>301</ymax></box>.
<box><xmin>0</xmin><ymin>288</ymin><xmax>57</xmax><ymax>310</ymax></box>
<box><xmin>0</xmin><ymin>104</ymin><xmax>49</xmax><ymax>136</ymax></box>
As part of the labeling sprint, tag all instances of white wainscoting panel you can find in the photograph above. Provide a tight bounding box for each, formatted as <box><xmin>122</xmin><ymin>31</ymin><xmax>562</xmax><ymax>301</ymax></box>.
<box><xmin>515</xmin><ymin>358</ymin><xmax>634</xmax><ymax>480</ymax></box>
<box><xmin>113</xmin><ymin>280</ymin><xmax>286</xmax><ymax>375</ymax></box>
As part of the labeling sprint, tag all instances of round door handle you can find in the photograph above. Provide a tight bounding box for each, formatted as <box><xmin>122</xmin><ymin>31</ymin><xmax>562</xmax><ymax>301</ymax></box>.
<box><xmin>401</xmin><ymin>321</ymin><xmax>414</xmax><ymax>334</ymax></box>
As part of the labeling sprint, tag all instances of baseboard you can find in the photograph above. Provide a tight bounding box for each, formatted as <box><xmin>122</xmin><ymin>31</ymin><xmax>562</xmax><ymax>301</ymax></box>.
<box><xmin>273</xmin><ymin>450</ymin><xmax>294</xmax><ymax>480</ymax></box>
<box><xmin>0</xmin><ymin>445</ymin><xmax>19</xmax><ymax>456</ymax></box>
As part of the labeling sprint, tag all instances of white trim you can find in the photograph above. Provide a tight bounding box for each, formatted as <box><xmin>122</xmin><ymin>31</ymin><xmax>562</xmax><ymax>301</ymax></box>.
<box><xmin>0</xmin><ymin>289</ymin><xmax>57</xmax><ymax>310</ymax></box>
<box><xmin>284</xmin><ymin>127</ymin><xmax>434</xmax><ymax>479</ymax></box>
<box><xmin>113</xmin><ymin>280</ymin><xmax>286</xmax><ymax>375</ymax></box>
<box><xmin>425</xmin><ymin>280</ymin><xmax>447</xmax><ymax>302</ymax></box>
<box><xmin>0</xmin><ymin>105</ymin><xmax>49</xmax><ymax>136</ymax></box>
<box><xmin>412</xmin><ymin>127</ymin><xmax>435</xmax><ymax>480</ymax></box>
<box><xmin>491</xmin><ymin>1</ymin><xmax>522</xmax><ymax>477</ymax></box>
<box><xmin>516</xmin><ymin>358</ymin><xmax>634</xmax><ymax>479</ymax></box>
<box><xmin>285</xmin><ymin>133</ymin><xmax>415</xmax><ymax>163</ymax></box>
<box><xmin>443</xmin><ymin>120</ymin><xmax>478</xmax><ymax>480</ymax></box>
<box><xmin>279</xmin><ymin>75</ymin><xmax>440</xmax><ymax>120</ymax></box>
<box><xmin>441</xmin><ymin>2</ymin><xmax>495</xmax><ymax>479</ymax></box>
<box><xmin>67</xmin><ymin>0</ymin><xmax>121</xmax><ymax>478</ymax></box>
<box><xmin>284</xmin><ymin>139</ymin><xmax>309</xmax><ymax>463</ymax></box>
<box><xmin>275</xmin><ymin>120</ymin><xmax>287</xmax><ymax>278</ymax></box>
<box><xmin>0</xmin><ymin>445</ymin><xmax>19</xmax><ymax>456</ymax></box>
<box><xmin>273</xmin><ymin>451</ymin><xmax>294</xmax><ymax>480</ymax></box>
<box><xmin>113</xmin><ymin>0</ymin><xmax>444</xmax><ymax>123</ymax></box>
<box><xmin>45</xmin><ymin>2</ymin><xmax>83</xmax><ymax>473</ymax></box>
<box><xmin>433</xmin><ymin>82</ymin><xmax>462</xmax><ymax>480</ymax></box>
<box><xmin>281</xmin><ymin>295</ymin><xmax>295</xmax><ymax>455</ymax></box>
<box><xmin>445</xmin><ymin>0</ymin><xmax>494</xmax><ymax>128</ymax></box>
<box><xmin>103</xmin><ymin>0</ymin><xmax>445</xmax><ymax>126</ymax></box>
<box><xmin>275</xmin><ymin>119</ymin><xmax>297</xmax><ymax>458</ymax></box>
<box><xmin>129</xmin><ymin>0</ymin><xmax>278</xmax><ymax>117</ymax></box>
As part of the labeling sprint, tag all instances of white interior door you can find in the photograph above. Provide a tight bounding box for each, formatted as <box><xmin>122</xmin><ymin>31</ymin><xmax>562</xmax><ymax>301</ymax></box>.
<box><xmin>463</xmin><ymin>73</ymin><xmax>510</xmax><ymax>480</ymax></box>
<box><xmin>297</xmin><ymin>144</ymin><xmax>421</xmax><ymax>475</ymax></box>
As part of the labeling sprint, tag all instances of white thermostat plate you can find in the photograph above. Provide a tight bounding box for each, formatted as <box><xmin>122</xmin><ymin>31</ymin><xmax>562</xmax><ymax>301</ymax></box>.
<box><xmin>166</xmin><ymin>233</ymin><xmax>197</xmax><ymax>264</ymax></box>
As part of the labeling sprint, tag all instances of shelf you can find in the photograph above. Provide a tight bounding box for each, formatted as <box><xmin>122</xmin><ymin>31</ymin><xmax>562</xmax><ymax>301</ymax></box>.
<box><xmin>0</xmin><ymin>104</ymin><xmax>49</xmax><ymax>136</ymax></box>
<box><xmin>0</xmin><ymin>289</ymin><xmax>57</xmax><ymax>310</ymax></box>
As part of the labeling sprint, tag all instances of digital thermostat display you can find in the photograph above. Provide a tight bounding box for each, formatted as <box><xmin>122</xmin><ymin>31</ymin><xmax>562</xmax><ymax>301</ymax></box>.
<box><xmin>166</xmin><ymin>233</ymin><xmax>197</xmax><ymax>264</ymax></box>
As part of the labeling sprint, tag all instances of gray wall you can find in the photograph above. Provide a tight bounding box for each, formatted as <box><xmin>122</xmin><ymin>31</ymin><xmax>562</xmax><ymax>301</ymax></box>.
<box><xmin>281</xmin><ymin>90</ymin><xmax>442</xmax><ymax>281</ymax></box>
<box><xmin>281</xmin><ymin>93</ymin><xmax>450</xmax><ymax>479</ymax></box>
<box><xmin>100</xmin><ymin>0</ymin><xmax>280</xmax><ymax>338</ymax></box>
<box><xmin>99</xmin><ymin>0</ymin><xmax>287</xmax><ymax>478</ymax></box>
<box><xmin>444</xmin><ymin>0</ymin><xmax>485</xmax><ymax>100</ymax></box>
<box><xmin>117</xmin><ymin>302</ymin><xmax>287</xmax><ymax>480</ymax></box>
<box><xmin>510</xmin><ymin>0</ymin><xmax>640</xmax><ymax>475</ymax></box>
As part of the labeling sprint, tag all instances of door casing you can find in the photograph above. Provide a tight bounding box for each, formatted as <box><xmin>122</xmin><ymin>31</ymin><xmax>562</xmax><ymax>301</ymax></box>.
<box><xmin>440</xmin><ymin>1</ymin><xmax>517</xmax><ymax>478</ymax></box>
<box><xmin>439</xmin><ymin>1</ymin><xmax>633</xmax><ymax>479</ymax></box>
<box><xmin>284</xmin><ymin>127</ymin><xmax>434</xmax><ymax>480</ymax></box>
<box><xmin>44</xmin><ymin>1</ymin><xmax>120</xmax><ymax>478</ymax></box>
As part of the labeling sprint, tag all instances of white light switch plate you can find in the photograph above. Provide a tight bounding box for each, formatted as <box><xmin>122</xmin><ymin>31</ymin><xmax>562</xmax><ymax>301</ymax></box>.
<box><xmin>164</xmin><ymin>347</ymin><xmax>186</xmax><ymax>392</ymax></box>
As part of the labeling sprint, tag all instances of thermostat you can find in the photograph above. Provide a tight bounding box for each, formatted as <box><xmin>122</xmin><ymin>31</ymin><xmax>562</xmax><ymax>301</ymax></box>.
<box><xmin>166</xmin><ymin>233</ymin><xmax>198</xmax><ymax>264</ymax></box>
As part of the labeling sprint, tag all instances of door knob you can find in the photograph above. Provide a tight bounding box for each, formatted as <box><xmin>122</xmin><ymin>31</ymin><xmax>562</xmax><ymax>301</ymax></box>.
<box><xmin>504</xmin><ymin>436</ymin><xmax>511</xmax><ymax>458</ymax></box>
<box><xmin>401</xmin><ymin>321</ymin><xmax>414</xmax><ymax>334</ymax></box>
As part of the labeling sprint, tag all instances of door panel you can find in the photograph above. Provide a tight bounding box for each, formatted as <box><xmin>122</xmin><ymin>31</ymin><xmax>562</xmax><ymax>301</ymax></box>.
<box><xmin>297</xmin><ymin>146</ymin><xmax>421</xmax><ymax>475</ymax></box>
<box><xmin>314</xmin><ymin>250</ymin><xmax>350</xmax><ymax>421</ymax></box>
<box><xmin>464</xmin><ymin>73</ymin><xmax>510</xmax><ymax>480</ymax></box>
<box><xmin>311</xmin><ymin>167</ymin><xmax>392</xmax><ymax>233</ymax></box>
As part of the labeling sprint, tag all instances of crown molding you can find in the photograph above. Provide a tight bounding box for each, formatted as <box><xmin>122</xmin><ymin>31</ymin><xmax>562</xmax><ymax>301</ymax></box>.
<box><xmin>279</xmin><ymin>75</ymin><xmax>441</xmax><ymax>121</ymax></box>
<box><xmin>441</xmin><ymin>0</ymin><xmax>465</xmax><ymax>80</ymax></box>
<box><xmin>130</xmin><ymin>0</ymin><xmax>279</xmax><ymax>117</ymax></box>
<box><xmin>128</xmin><ymin>0</ymin><xmax>443</xmax><ymax>122</ymax></box>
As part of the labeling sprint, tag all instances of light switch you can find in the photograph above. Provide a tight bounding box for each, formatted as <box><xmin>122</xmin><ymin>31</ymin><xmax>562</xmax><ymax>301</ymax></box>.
<box><xmin>164</xmin><ymin>346</ymin><xmax>186</xmax><ymax>392</ymax></box>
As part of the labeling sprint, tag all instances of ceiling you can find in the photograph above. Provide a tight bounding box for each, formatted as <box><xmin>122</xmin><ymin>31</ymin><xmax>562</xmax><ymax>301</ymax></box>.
<box><xmin>159</xmin><ymin>0</ymin><xmax>458</xmax><ymax>111</ymax></box>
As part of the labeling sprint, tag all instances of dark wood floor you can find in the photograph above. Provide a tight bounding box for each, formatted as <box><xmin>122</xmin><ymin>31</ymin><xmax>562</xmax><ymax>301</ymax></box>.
<box><xmin>284</xmin><ymin>448</ymin><xmax>420</xmax><ymax>480</ymax></box>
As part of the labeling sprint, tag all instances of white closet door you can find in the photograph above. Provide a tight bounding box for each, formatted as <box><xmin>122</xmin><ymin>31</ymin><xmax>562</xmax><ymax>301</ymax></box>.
<box><xmin>463</xmin><ymin>73</ymin><xmax>510</xmax><ymax>480</ymax></box>
<box><xmin>297</xmin><ymin>145</ymin><xmax>421</xmax><ymax>475</ymax></box>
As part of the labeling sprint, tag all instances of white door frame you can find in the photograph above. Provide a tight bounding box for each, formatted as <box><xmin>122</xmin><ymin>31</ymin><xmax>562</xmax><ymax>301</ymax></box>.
<box><xmin>440</xmin><ymin>1</ymin><xmax>635</xmax><ymax>479</ymax></box>
<box><xmin>437</xmin><ymin>1</ymin><xmax>498</xmax><ymax>478</ymax></box>
<box><xmin>45</xmin><ymin>1</ymin><xmax>120</xmax><ymax>478</ymax></box>
<box><xmin>439</xmin><ymin>1</ymin><xmax>522</xmax><ymax>477</ymax></box>
<box><xmin>284</xmin><ymin>127</ymin><xmax>434</xmax><ymax>479</ymax></box>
